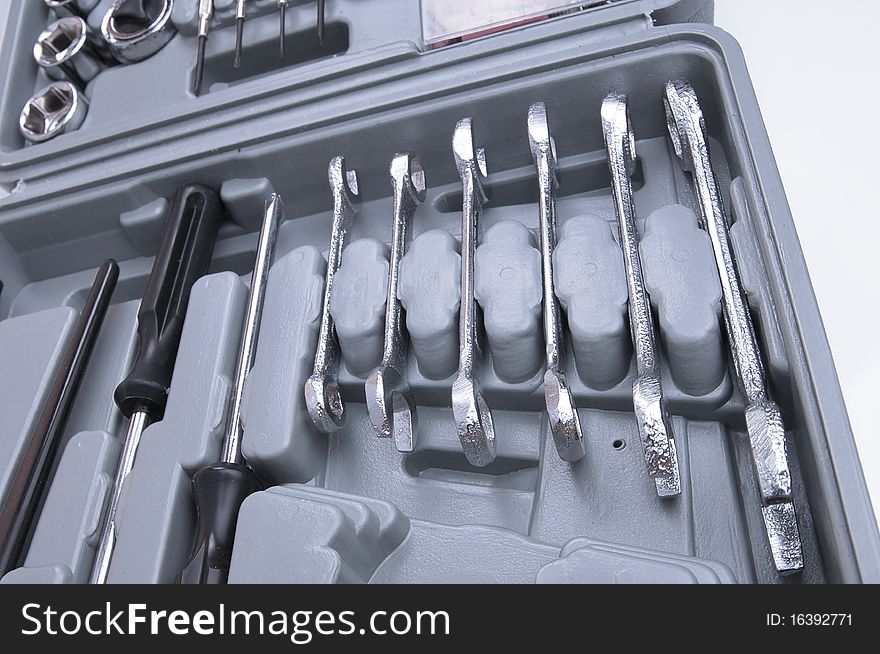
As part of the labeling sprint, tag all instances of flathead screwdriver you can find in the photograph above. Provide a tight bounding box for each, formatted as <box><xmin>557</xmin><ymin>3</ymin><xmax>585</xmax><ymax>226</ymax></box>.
<box><xmin>0</xmin><ymin>260</ymin><xmax>118</xmax><ymax>577</ymax></box>
<box><xmin>90</xmin><ymin>185</ymin><xmax>223</xmax><ymax>584</ymax></box>
<box><xmin>194</xmin><ymin>0</ymin><xmax>214</xmax><ymax>95</ymax></box>
<box><xmin>179</xmin><ymin>194</ymin><xmax>282</xmax><ymax>585</ymax></box>
<box><xmin>234</xmin><ymin>0</ymin><xmax>247</xmax><ymax>69</ymax></box>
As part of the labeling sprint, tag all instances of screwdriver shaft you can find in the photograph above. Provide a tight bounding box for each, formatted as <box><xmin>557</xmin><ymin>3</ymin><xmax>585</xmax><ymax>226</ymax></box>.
<box><xmin>279</xmin><ymin>0</ymin><xmax>288</xmax><ymax>60</ymax></box>
<box><xmin>89</xmin><ymin>409</ymin><xmax>149</xmax><ymax>584</ymax></box>
<box><xmin>0</xmin><ymin>260</ymin><xmax>118</xmax><ymax>577</ymax></box>
<box><xmin>221</xmin><ymin>195</ymin><xmax>282</xmax><ymax>465</ymax></box>
<box><xmin>181</xmin><ymin>195</ymin><xmax>282</xmax><ymax>585</ymax></box>
<box><xmin>194</xmin><ymin>0</ymin><xmax>213</xmax><ymax>95</ymax></box>
<box><xmin>194</xmin><ymin>36</ymin><xmax>207</xmax><ymax>96</ymax></box>
<box><xmin>234</xmin><ymin>19</ymin><xmax>244</xmax><ymax>69</ymax></box>
<box><xmin>234</xmin><ymin>0</ymin><xmax>246</xmax><ymax>69</ymax></box>
<box><xmin>317</xmin><ymin>0</ymin><xmax>325</xmax><ymax>49</ymax></box>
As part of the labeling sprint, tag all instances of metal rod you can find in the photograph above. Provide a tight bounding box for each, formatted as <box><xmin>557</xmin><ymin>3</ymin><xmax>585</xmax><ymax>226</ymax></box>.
<box><xmin>220</xmin><ymin>194</ymin><xmax>282</xmax><ymax>465</ymax></box>
<box><xmin>89</xmin><ymin>409</ymin><xmax>150</xmax><ymax>584</ymax></box>
<box><xmin>0</xmin><ymin>260</ymin><xmax>118</xmax><ymax>576</ymax></box>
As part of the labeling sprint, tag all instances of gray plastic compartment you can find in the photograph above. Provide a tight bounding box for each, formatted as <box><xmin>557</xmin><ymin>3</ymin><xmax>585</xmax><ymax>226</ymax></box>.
<box><xmin>0</xmin><ymin>0</ymin><xmax>707</xmax><ymax>196</ymax></box>
<box><xmin>0</xmin><ymin>1</ymin><xmax>877</xmax><ymax>584</ymax></box>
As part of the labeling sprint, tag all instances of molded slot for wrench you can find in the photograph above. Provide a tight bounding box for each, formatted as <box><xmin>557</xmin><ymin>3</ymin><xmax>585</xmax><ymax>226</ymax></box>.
<box><xmin>432</xmin><ymin>153</ymin><xmax>644</xmax><ymax>212</ymax></box>
<box><xmin>403</xmin><ymin>450</ymin><xmax>538</xmax><ymax>490</ymax></box>
<box><xmin>199</xmin><ymin>21</ymin><xmax>349</xmax><ymax>92</ymax></box>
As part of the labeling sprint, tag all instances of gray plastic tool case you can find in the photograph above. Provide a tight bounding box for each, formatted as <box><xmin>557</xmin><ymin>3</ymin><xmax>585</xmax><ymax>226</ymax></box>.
<box><xmin>0</xmin><ymin>0</ymin><xmax>878</xmax><ymax>584</ymax></box>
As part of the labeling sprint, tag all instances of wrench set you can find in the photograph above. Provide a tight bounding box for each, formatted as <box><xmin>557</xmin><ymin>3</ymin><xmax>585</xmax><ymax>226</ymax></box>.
<box><xmin>290</xmin><ymin>84</ymin><xmax>802</xmax><ymax>575</ymax></box>
<box><xmin>0</xmin><ymin>0</ymin><xmax>876</xmax><ymax>584</ymax></box>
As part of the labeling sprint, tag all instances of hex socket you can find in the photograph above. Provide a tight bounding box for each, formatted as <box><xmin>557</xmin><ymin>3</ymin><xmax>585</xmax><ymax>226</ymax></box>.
<box><xmin>101</xmin><ymin>0</ymin><xmax>176</xmax><ymax>64</ymax></box>
<box><xmin>34</xmin><ymin>16</ymin><xmax>106</xmax><ymax>86</ymax></box>
<box><xmin>19</xmin><ymin>81</ymin><xmax>89</xmax><ymax>143</ymax></box>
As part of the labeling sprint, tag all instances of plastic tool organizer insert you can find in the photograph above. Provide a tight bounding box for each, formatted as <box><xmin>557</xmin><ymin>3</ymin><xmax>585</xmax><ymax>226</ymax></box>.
<box><xmin>0</xmin><ymin>0</ymin><xmax>878</xmax><ymax>584</ymax></box>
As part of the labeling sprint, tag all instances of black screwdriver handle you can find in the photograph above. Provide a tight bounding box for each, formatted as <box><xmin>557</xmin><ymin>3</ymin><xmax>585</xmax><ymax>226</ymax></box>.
<box><xmin>0</xmin><ymin>260</ymin><xmax>119</xmax><ymax>576</ymax></box>
<box><xmin>178</xmin><ymin>463</ymin><xmax>261</xmax><ymax>584</ymax></box>
<box><xmin>114</xmin><ymin>185</ymin><xmax>223</xmax><ymax>420</ymax></box>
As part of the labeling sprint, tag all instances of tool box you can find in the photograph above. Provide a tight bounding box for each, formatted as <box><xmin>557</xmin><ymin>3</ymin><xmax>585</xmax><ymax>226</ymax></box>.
<box><xmin>0</xmin><ymin>0</ymin><xmax>878</xmax><ymax>584</ymax></box>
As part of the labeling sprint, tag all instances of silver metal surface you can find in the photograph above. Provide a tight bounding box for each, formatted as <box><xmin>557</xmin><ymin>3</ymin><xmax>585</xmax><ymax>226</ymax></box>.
<box><xmin>89</xmin><ymin>409</ymin><xmax>150</xmax><ymax>584</ymax></box>
<box><xmin>234</xmin><ymin>0</ymin><xmax>247</xmax><ymax>68</ymax></box>
<box><xmin>101</xmin><ymin>0</ymin><xmax>176</xmax><ymax>64</ymax></box>
<box><xmin>45</xmin><ymin>0</ymin><xmax>87</xmax><ymax>20</ymax></box>
<box><xmin>601</xmin><ymin>93</ymin><xmax>681</xmax><ymax>497</ymax></box>
<box><xmin>197</xmin><ymin>0</ymin><xmax>213</xmax><ymax>39</ymax></box>
<box><xmin>19</xmin><ymin>81</ymin><xmax>88</xmax><ymax>143</ymax></box>
<box><xmin>305</xmin><ymin>156</ymin><xmax>360</xmax><ymax>434</ymax></box>
<box><xmin>220</xmin><ymin>194</ymin><xmax>282</xmax><ymax>465</ymax></box>
<box><xmin>278</xmin><ymin>0</ymin><xmax>290</xmax><ymax>60</ymax></box>
<box><xmin>365</xmin><ymin>153</ymin><xmax>426</xmax><ymax>453</ymax></box>
<box><xmin>34</xmin><ymin>17</ymin><xmax>105</xmax><ymax>87</ymax></box>
<box><xmin>526</xmin><ymin>103</ymin><xmax>586</xmax><ymax>463</ymax></box>
<box><xmin>664</xmin><ymin>79</ymin><xmax>803</xmax><ymax>572</ymax></box>
<box><xmin>451</xmin><ymin>118</ymin><xmax>496</xmax><ymax>467</ymax></box>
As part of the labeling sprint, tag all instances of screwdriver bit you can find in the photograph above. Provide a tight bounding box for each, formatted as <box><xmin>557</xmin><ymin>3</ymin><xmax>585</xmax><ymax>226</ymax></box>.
<box><xmin>194</xmin><ymin>0</ymin><xmax>213</xmax><ymax>95</ymax></box>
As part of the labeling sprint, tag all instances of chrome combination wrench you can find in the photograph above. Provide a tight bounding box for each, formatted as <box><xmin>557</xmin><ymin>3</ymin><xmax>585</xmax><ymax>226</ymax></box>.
<box><xmin>305</xmin><ymin>156</ymin><xmax>360</xmax><ymax>434</ymax></box>
<box><xmin>366</xmin><ymin>152</ymin><xmax>426</xmax><ymax>453</ymax></box>
<box><xmin>451</xmin><ymin>118</ymin><xmax>497</xmax><ymax>467</ymax></box>
<box><xmin>664</xmin><ymin>80</ymin><xmax>803</xmax><ymax>572</ymax></box>
<box><xmin>527</xmin><ymin>102</ymin><xmax>586</xmax><ymax>463</ymax></box>
<box><xmin>601</xmin><ymin>93</ymin><xmax>681</xmax><ymax>497</ymax></box>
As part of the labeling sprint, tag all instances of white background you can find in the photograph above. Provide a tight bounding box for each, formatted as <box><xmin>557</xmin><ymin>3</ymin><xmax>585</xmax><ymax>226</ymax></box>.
<box><xmin>715</xmin><ymin>0</ymin><xmax>880</xmax><ymax>524</ymax></box>
<box><xmin>0</xmin><ymin>1</ymin><xmax>877</xmax><ymax>524</ymax></box>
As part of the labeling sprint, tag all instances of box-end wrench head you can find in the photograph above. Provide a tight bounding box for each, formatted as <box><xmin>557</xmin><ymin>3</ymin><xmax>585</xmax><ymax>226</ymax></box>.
<box><xmin>305</xmin><ymin>156</ymin><xmax>360</xmax><ymax>434</ymax></box>
<box><xmin>601</xmin><ymin>94</ymin><xmax>680</xmax><ymax>496</ymax></box>
<box><xmin>527</xmin><ymin>102</ymin><xmax>586</xmax><ymax>463</ymax></box>
<box><xmin>451</xmin><ymin>118</ymin><xmax>496</xmax><ymax>467</ymax></box>
<box><xmin>663</xmin><ymin>80</ymin><xmax>802</xmax><ymax>572</ymax></box>
<box><xmin>366</xmin><ymin>152</ymin><xmax>426</xmax><ymax>452</ymax></box>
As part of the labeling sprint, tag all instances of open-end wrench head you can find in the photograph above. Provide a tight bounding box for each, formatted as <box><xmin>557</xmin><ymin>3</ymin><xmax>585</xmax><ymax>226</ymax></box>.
<box><xmin>543</xmin><ymin>370</ymin><xmax>586</xmax><ymax>462</ymax></box>
<box><xmin>476</xmin><ymin>147</ymin><xmax>488</xmax><ymax>180</ymax></box>
<box><xmin>390</xmin><ymin>152</ymin><xmax>427</xmax><ymax>203</ymax></box>
<box><xmin>632</xmin><ymin>375</ymin><xmax>680</xmax><ymax>483</ymax></box>
<box><xmin>452</xmin><ymin>374</ymin><xmax>496</xmax><ymax>467</ymax></box>
<box><xmin>366</xmin><ymin>365</ymin><xmax>404</xmax><ymax>437</ymax></box>
<box><xmin>452</xmin><ymin>118</ymin><xmax>489</xmax><ymax>204</ymax></box>
<box><xmin>390</xmin><ymin>390</ymin><xmax>418</xmax><ymax>453</ymax></box>
<box><xmin>745</xmin><ymin>400</ymin><xmax>792</xmax><ymax>501</ymax></box>
<box><xmin>366</xmin><ymin>365</ymin><xmax>417</xmax><ymax>452</ymax></box>
<box><xmin>304</xmin><ymin>373</ymin><xmax>345</xmax><ymax>433</ymax></box>
<box><xmin>527</xmin><ymin>102</ymin><xmax>560</xmax><ymax>188</ymax></box>
<box><xmin>328</xmin><ymin>155</ymin><xmax>360</xmax><ymax>204</ymax></box>
<box><xmin>600</xmin><ymin>93</ymin><xmax>637</xmax><ymax>176</ymax></box>
<box><xmin>761</xmin><ymin>501</ymin><xmax>804</xmax><ymax>573</ymax></box>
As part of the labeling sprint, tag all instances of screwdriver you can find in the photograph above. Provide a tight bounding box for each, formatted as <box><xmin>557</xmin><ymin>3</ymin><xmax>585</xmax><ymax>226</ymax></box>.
<box><xmin>0</xmin><ymin>260</ymin><xmax>118</xmax><ymax>577</ymax></box>
<box><xmin>194</xmin><ymin>0</ymin><xmax>214</xmax><ymax>95</ymax></box>
<box><xmin>278</xmin><ymin>0</ymin><xmax>289</xmax><ymax>60</ymax></box>
<box><xmin>234</xmin><ymin>0</ymin><xmax>246</xmax><ymax>69</ymax></box>
<box><xmin>317</xmin><ymin>0</ymin><xmax>325</xmax><ymax>49</ymax></box>
<box><xmin>179</xmin><ymin>194</ymin><xmax>282</xmax><ymax>585</ymax></box>
<box><xmin>89</xmin><ymin>185</ymin><xmax>223</xmax><ymax>584</ymax></box>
